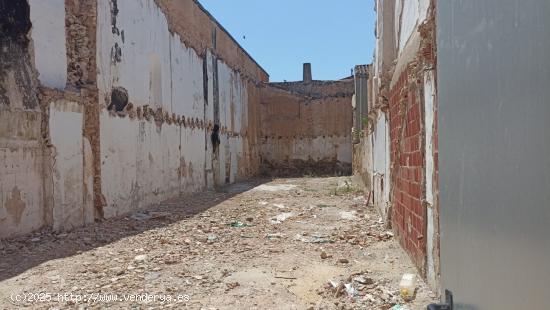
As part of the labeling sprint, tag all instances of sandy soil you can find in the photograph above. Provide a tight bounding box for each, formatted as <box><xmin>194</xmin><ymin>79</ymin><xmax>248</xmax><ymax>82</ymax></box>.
<box><xmin>0</xmin><ymin>177</ymin><xmax>436</xmax><ymax>309</ymax></box>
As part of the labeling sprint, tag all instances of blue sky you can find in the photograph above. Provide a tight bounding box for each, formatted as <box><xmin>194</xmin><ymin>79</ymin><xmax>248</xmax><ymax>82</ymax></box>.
<box><xmin>198</xmin><ymin>0</ymin><xmax>376</xmax><ymax>82</ymax></box>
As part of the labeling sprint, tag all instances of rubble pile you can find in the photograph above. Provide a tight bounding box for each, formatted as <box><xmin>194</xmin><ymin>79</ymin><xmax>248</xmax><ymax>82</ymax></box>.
<box><xmin>0</xmin><ymin>177</ymin><xmax>435</xmax><ymax>309</ymax></box>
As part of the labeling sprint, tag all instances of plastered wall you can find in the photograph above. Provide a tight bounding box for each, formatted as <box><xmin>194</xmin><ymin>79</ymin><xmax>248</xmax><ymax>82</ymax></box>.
<box><xmin>356</xmin><ymin>0</ymin><xmax>439</xmax><ymax>291</ymax></box>
<box><xmin>95</xmin><ymin>0</ymin><xmax>266</xmax><ymax>216</ymax></box>
<box><xmin>0</xmin><ymin>0</ymin><xmax>267</xmax><ymax>239</ymax></box>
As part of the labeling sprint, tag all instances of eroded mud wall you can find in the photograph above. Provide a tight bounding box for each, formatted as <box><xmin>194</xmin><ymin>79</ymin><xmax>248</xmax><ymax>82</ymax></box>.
<box><xmin>260</xmin><ymin>80</ymin><xmax>354</xmax><ymax>176</ymax></box>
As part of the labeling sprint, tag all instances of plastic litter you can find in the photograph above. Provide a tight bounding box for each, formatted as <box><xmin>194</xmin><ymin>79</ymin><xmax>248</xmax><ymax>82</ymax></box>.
<box><xmin>270</xmin><ymin>212</ymin><xmax>294</xmax><ymax>224</ymax></box>
<box><xmin>344</xmin><ymin>283</ymin><xmax>358</xmax><ymax>297</ymax></box>
<box><xmin>229</xmin><ymin>221</ymin><xmax>249</xmax><ymax>228</ymax></box>
<box><xmin>399</xmin><ymin>273</ymin><xmax>416</xmax><ymax>301</ymax></box>
<box><xmin>266</xmin><ymin>233</ymin><xmax>284</xmax><ymax>239</ymax></box>
<box><xmin>390</xmin><ymin>305</ymin><xmax>411</xmax><ymax>310</ymax></box>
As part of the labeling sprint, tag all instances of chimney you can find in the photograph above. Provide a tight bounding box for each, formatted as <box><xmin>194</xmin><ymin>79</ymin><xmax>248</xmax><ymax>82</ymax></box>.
<box><xmin>303</xmin><ymin>63</ymin><xmax>312</xmax><ymax>82</ymax></box>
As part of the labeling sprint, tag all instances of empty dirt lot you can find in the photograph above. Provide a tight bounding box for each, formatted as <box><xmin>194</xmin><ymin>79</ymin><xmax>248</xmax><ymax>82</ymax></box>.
<box><xmin>0</xmin><ymin>177</ymin><xmax>435</xmax><ymax>309</ymax></box>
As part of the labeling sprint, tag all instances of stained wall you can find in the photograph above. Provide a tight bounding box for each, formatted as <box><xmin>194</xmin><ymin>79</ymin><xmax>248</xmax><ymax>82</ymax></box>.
<box><xmin>0</xmin><ymin>0</ymin><xmax>267</xmax><ymax>239</ymax></box>
<box><xmin>260</xmin><ymin>80</ymin><xmax>354</xmax><ymax>176</ymax></box>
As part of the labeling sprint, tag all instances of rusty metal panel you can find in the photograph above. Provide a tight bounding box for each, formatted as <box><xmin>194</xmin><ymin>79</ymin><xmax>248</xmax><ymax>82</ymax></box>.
<box><xmin>437</xmin><ymin>1</ymin><xmax>550</xmax><ymax>309</ymax></box>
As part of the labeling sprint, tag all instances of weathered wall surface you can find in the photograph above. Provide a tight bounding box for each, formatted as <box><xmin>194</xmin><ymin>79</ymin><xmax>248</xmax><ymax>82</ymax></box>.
<box><xmin>153</xmin><ymin>0</ymin><xmax>269</xmax><ymax>83</ymax></box>
<box><xmin>0</xmin><ymin>0</ymin><xmax>267</xmax><ymax>239</ymax></box>
<box><xmin>95</xmin><ymin>0</ymin><xmax>265</xmax><ymax>216</ymax></box>
<box><xmin>28</xmin><ymin>0</ymin><xmax>68</xmax><ymax>89</ymax></box>
<box><xmin>48</xmin><ymin>99</ymin><xmax>93</xmax><ymax>230</ymax></box>
<box><xmin>355</xmin><ymin>0</ymin><xmax>439</xmax><ymax>291</ymax></box>
<box><xmin>260</xmin><ymin>80</ymin><xmax>354</xmax><ymax>176</ymax></box>
<box><xmin>0</xmin><ymin>1</ymin><xmax>45</xmax><ymax>238</ymax></box>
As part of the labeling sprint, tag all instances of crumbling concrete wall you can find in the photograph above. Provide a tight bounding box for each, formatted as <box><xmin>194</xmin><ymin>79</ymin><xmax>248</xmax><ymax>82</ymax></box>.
<box><xmin>260</xmin><ymin>79</ymin><xmax>354</xmax><ymax>176</ymax></box>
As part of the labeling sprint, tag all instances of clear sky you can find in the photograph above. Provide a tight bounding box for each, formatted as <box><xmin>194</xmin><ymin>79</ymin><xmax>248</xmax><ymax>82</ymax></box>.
<box><xmin>198</xmin><ymin>0</ymin><xmax>376</xmax><ymax>82</ymax></box>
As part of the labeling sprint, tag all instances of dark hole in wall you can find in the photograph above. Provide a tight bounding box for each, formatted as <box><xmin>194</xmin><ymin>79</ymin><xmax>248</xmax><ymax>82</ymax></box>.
<box><xmin>0</xmin><ymin>0</ymin><xmax>32</xmax><ymax>46</ymax></box>
<box><xmin>108</xmin><ymin>87</ymin><xmax>129</xmax><ymax>112</ymax></box>
<box><xmin>211</xmin><ymin>124</ymin><xmax>220</xmax><ymax>153</ymax></box>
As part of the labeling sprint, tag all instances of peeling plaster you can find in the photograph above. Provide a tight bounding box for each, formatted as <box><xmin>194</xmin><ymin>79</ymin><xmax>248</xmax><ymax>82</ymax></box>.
<box><xmin>5</xmin><ymin>186</ymin><xmax>26</xmax><ymax>224</ymax></box>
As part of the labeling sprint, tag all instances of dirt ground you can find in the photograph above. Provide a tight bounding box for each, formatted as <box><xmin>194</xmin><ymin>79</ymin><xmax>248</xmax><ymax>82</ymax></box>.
<box><xmin>0</xmin><ymin>177</ymin><xmax>436</xmax><ymax>309</ymax></box>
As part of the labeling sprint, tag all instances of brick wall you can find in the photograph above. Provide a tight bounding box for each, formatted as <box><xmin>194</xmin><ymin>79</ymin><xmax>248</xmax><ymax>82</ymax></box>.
<box><xmin>259</xmin><ymin>80</ymin><xmax>354</xmax><ymax>176</ymax></box>
<box><xmin>389</xmin><ymin>66</ymin><xmax>426</xmax><ymax>271</ymax></box>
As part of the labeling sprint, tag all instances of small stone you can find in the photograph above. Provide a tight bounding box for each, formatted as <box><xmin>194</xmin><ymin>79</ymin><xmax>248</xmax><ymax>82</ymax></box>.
<box><xmin>134</xmin><ymin>255</ymin><xmax>147</xmax><ymax>262</ymax></box>
<box><xmin>338</xmin><ymin>258</ymin><xmax>349</xmax><ymax>264</ymax></box>
<box><xmin>226</xmin><ymin>282</ymin><xmax>240</xmax><ymax>290</ymax></box>
<box><xmin>320</xmin><ymin>251</ymin><xmax>328</xmax><ymax>259</ymax></box>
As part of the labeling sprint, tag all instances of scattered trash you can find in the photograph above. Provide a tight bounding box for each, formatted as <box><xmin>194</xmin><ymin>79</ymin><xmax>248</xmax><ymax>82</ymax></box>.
<box><xmin>378</xmin><ymin>231</ymin><xmax>394</xmax><ymax>240</ymax></box>
<box><xmin>207</xmin><ymin>235</ymin><xmax>218</xmax><ymax>242</ymax></box>
<box><xmin>399</xmin><ymin>273</ymin><xmax>417</xmax><ymax>301</ymax></box>
<box><xmin>337</xmin><ymin>180</ymin><xmax>351</xmax><ymax>190</ymax></box>
<box><xmin>391</xmin><ymin>305</ymin><xmax>411</xmax><ymax>310</ymax></box>
<box><xmin>229</xmin><ymin>221</ymin><xmax>249</xmax><ymax>228</ymax></box>
<box><xmin>274</xmin><ymin>275</ymin><xmax>297</xmax><ymax>280</ymax></box>
<box><xmin>295</xmin><ymin>233</ymin><xmax>333</xmax><ymax>244</ymax></box>
<box><xmin>328</xmin><ymin>280</ymin><xmax>346</xmax><ymax>297</ymax></box>
<box><xmin>226</xmin><ymin>282</ymin><xmax>240</xmax><ymax>290</ymax></box>
<box><xmin>353</xmin><ymin>275</ymin><xmax>374</xmax><ymax>285</ymax></box>
<box><xmin>273</xmin><ymin>203</ymin><xmax>286</xmax><ymax>209</ymax></box>
<box><xmin>344</xmin><ymin>283</ymin><xmax>358</xmax><ymax>297</ymax></box>
<box><xmin>130</xmin><ymin>212</ymin><xmax>152</xmax><ymax>221</ymax></box>
<box><xmin>340</xmin><ymin>211</ymin><xmax>358</xmax><ymax>221</ymax></box>
<box><xmin>266</xmin><ymin>233</ymin><xmax>284</xmax><ymax>239</ymax></box>
<box><xmin>253</xmin><ymin>184</ymin><xmax>297</xmax><ymax>192</ymax></box>
<box><xmin>270</xmin><ymin>212</ymin><xmax>294</xmax><ymax>224</ymax></box>
<box><xmin>259</xmin><ymin>201</ymin><xmax>269</xmax><ymax>206</ymax></box>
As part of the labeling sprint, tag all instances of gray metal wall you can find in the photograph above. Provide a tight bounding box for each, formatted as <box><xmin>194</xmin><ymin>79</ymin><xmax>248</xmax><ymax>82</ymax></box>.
<box><xmin>437</xmin><ymin>1</ymin><xmax>550</xmax><ymax>309</ymax></box>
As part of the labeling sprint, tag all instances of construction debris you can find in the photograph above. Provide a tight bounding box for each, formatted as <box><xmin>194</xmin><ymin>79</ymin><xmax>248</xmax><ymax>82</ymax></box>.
<box><xmin>0</xmin><ymin>177</ymin><xmax>435</xmax><ymax>309</ymax></box>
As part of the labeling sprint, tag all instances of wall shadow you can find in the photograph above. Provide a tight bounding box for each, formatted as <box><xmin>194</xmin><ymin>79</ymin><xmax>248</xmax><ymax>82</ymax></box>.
<box><xmin>0</xmin><ymin>178</ymin><xmax>270</xmax><ymax>282</ymax></box>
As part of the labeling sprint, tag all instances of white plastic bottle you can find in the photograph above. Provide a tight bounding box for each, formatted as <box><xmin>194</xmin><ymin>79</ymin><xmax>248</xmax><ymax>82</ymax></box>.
<box><xmin>399</xmin><ymin>273</ymin><xmax>416</xmax><ymax>300</ymax></box>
